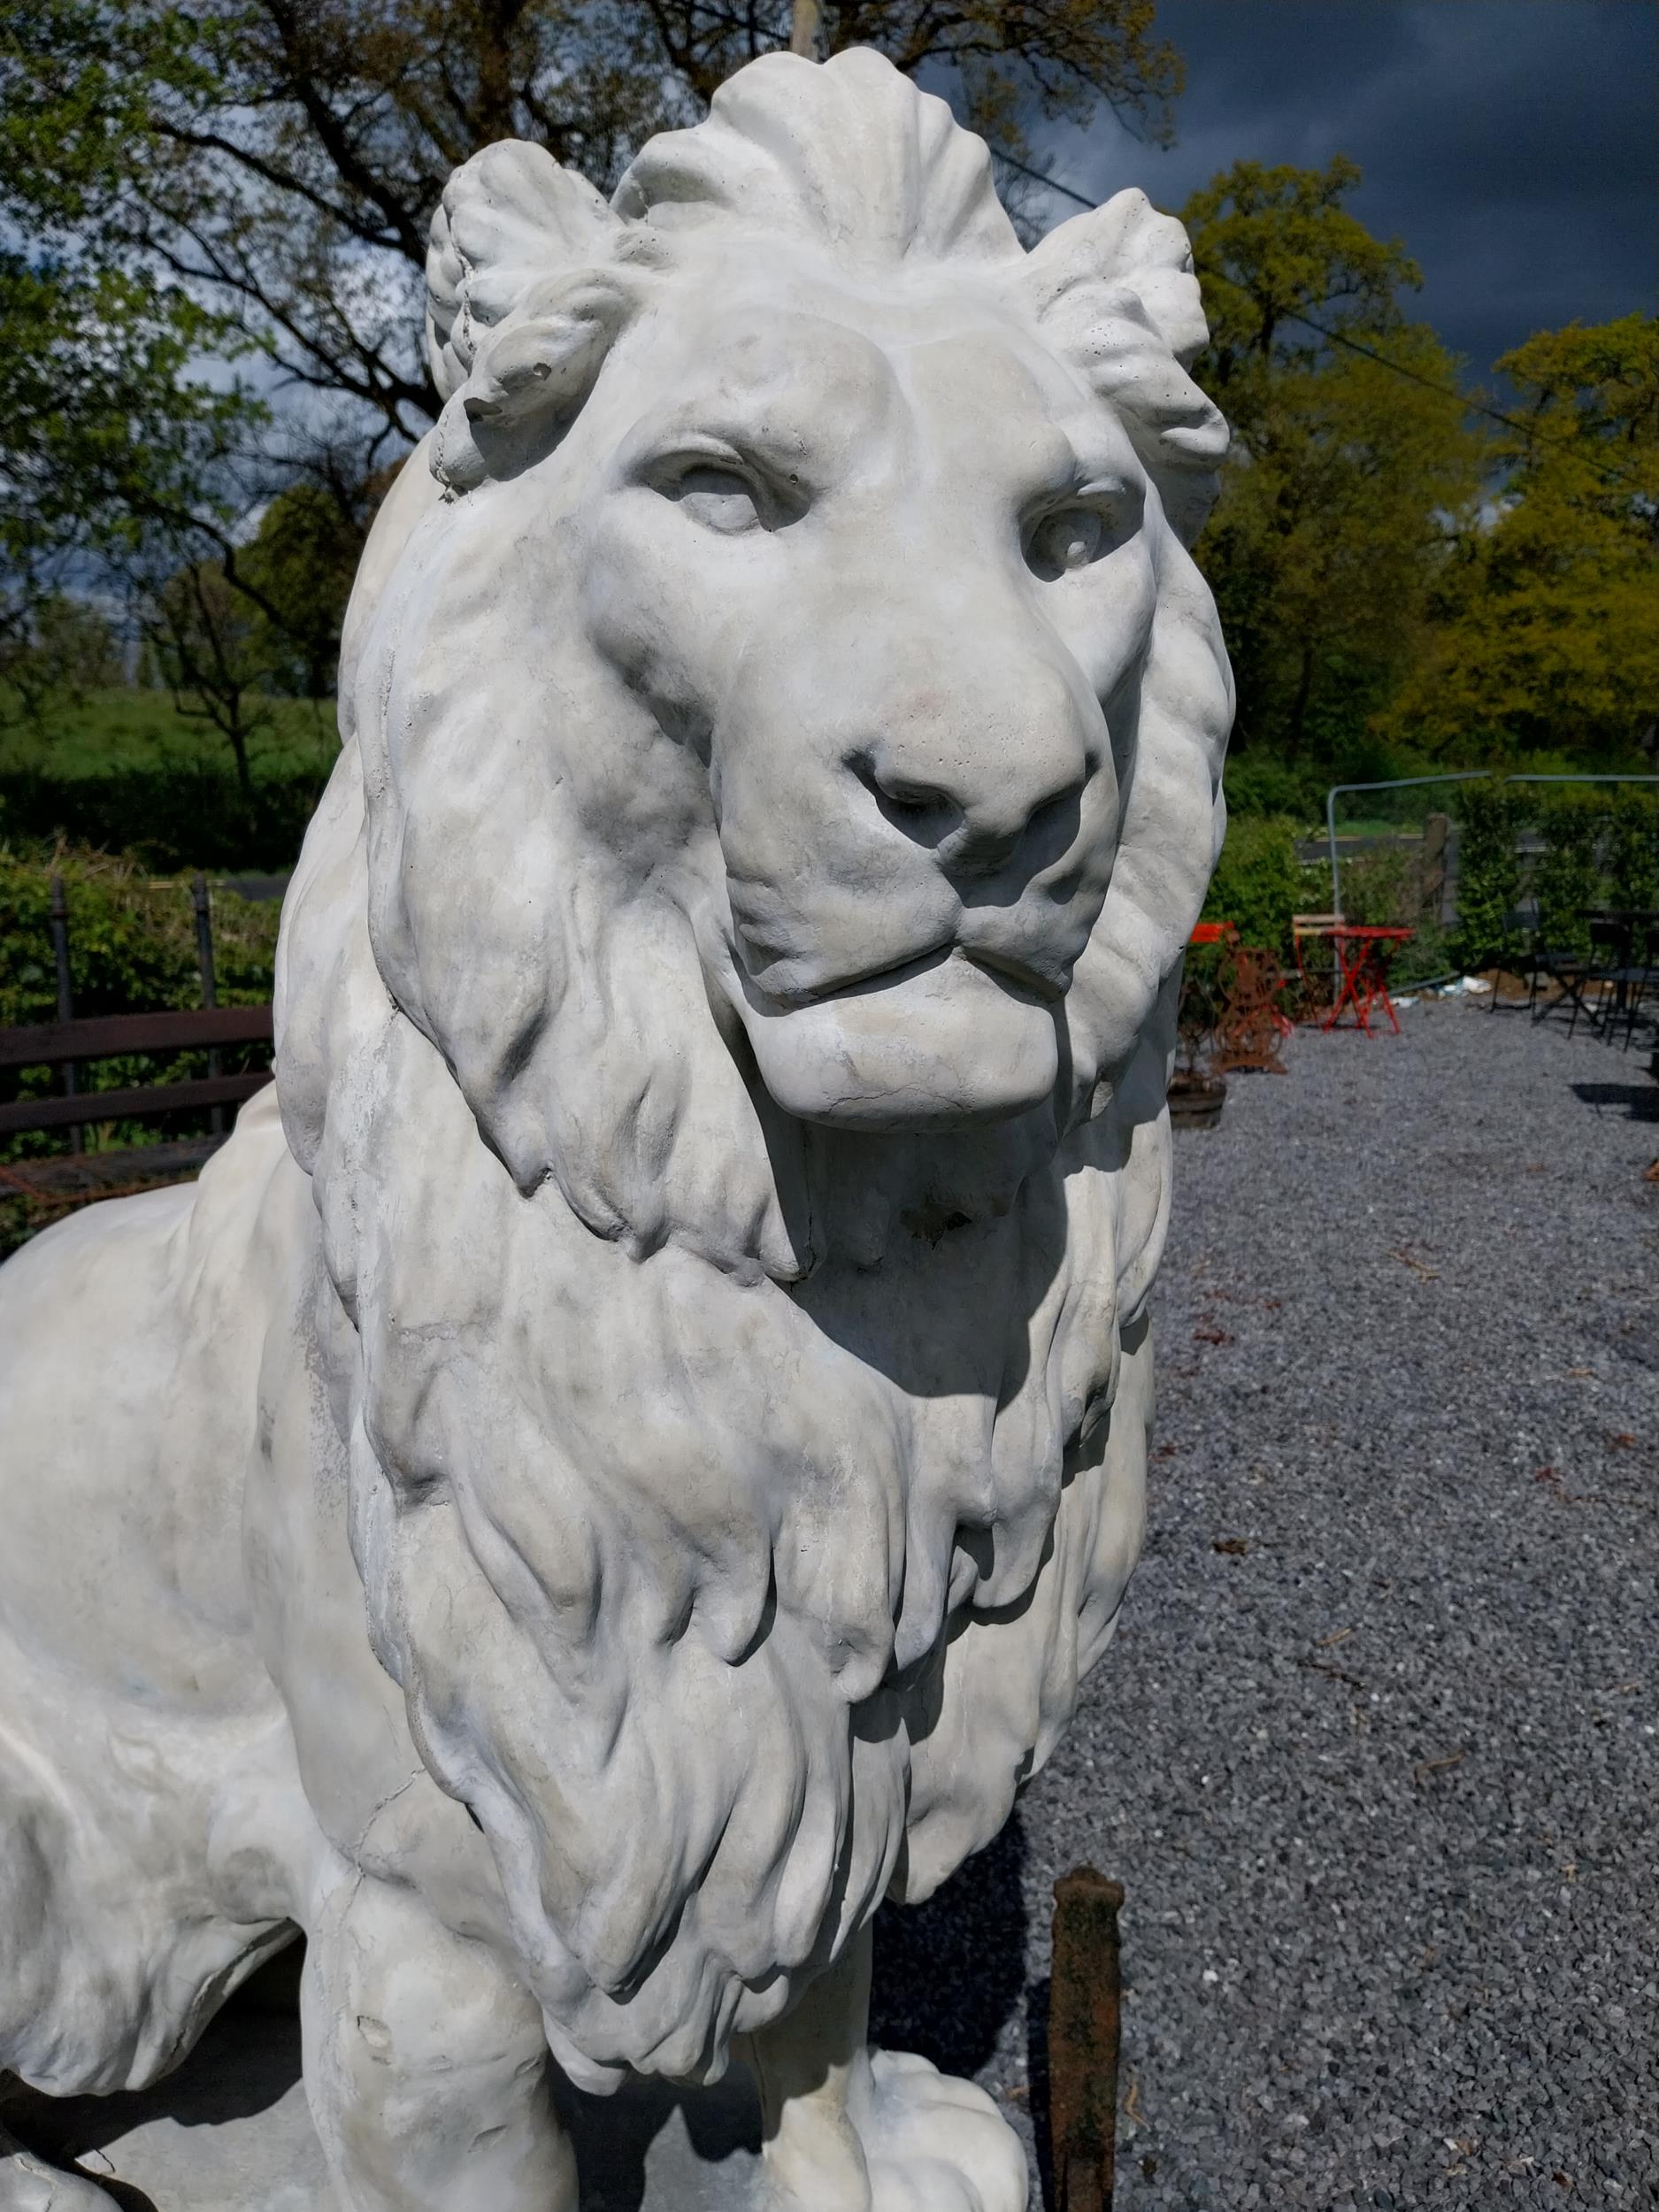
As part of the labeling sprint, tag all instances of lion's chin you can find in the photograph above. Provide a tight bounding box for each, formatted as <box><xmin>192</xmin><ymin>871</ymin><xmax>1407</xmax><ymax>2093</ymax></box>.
<box><xmin>740</xmin><ymin>948</ymin><xmax>1061</xmax><ymax>1131</ymax></box>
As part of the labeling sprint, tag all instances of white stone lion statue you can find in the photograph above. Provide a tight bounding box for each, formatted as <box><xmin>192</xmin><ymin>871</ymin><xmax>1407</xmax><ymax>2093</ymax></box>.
<box><xmin>0</xmin><ymin>47</ymin><xmax>1229</xmax><ymax>2212</ymax></box>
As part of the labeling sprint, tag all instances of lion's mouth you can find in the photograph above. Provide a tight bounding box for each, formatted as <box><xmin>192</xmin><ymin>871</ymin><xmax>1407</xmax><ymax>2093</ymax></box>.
<box><xmin>741</xmin><ymin>941</ymin><xmax>1067</xmax><ymax>1015</ymax></box>
<box><xmin>729</xmin><ymin>937</ymin><xmax>1066</xmax><ymax>1131</ymax></box>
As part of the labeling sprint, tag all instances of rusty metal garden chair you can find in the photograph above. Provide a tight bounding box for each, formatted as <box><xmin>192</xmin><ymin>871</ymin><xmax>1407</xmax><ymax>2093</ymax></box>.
<box><xmin>1190</xmin><ymin>923</ymin><xmax>1293</xmax><ymax>1073</ymax></box>
<box><xmin>1291</xmin><ymin>912</ymin><xmax>1342</xmax><ymax>1021</ymax></box>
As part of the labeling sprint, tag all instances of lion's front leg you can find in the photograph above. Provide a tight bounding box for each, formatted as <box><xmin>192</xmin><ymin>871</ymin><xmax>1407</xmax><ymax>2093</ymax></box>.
<box><xmin>744</xmin><ymin>1928</ymin><xmax>876</xmax><ymax>2210</ymax></box>
<box><xmin>745</xmin><ymin>1924</ymin><xmax>1030</xmax><ymax>2212</ymax></box>
<box><xmin>301</xmin><ymin>1866</ymin><xmax>577</xmax><ymax>2212</ymax></box>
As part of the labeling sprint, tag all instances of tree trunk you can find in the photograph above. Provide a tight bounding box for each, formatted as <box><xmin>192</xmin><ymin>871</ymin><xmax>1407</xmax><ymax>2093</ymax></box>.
<box><xmin>1285</xmin><ymin>640</ymin><xmax>1316</xmax><ymax>761</ymax></box>
<box><xmin>791</xmin><ymin>3</ymin><xmax>821</xmax><ymax>58</ymax></box>
<box><xmin>227</xmin><ymin>709</ymin><xmax>254</xmax><ymax>802</ymax></box>
<box><xmin>474</xmin><ymin>0</ymin><xmax>526</xmax><ymax>146</ymax></box>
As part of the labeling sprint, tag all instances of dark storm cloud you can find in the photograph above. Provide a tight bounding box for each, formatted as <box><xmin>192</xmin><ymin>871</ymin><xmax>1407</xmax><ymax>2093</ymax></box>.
<box><xmin>1035</xmin><ymin>0</ymin><xmax>1656</xmax><ymax>377</ymax></box>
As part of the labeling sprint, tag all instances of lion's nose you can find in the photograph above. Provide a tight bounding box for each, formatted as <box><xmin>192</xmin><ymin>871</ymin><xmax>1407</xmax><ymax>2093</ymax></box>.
<box><xmin>854</xmin><ymin>737</ymin><xmax>1090</xmax><ymax>879</ymax></box>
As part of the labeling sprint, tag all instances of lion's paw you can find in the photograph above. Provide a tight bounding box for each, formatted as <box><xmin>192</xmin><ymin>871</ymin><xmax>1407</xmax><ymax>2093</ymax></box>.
<box><xmin>0</xmin><ymin>2143</ymin><xmax>118</xmax><ymax>2212</ymax></box>
<box><xmin>860</xmin><ymin>2048</ymin><xmax>1030</xmax><ymax>2212</ymax></box>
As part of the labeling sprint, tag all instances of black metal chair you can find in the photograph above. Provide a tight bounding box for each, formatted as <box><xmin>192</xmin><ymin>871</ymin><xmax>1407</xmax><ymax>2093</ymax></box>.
<box><xmin>1571</xmin><ymin>919</ymin><xmax>1632</xmax><ymax>1039</ymax></box>
<box><xmin>1487</xmin><ymin>910</ymin><xmax>1541</xmax><ymax>1012</ymax></box>
<box><xmin>1603</xmin><ymin>919</ymin><xmax>1659</xmax><ymax>1051</ymax></box>
<box><xmin>1529</xmin><ymin>936</ymin><xmax>1600</xmax><ymax>1032</ymax></box>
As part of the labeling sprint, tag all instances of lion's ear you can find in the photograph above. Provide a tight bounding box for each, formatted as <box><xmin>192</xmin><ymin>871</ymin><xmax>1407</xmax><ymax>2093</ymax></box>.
<box><xmin>1024</xmin><ymin>188</ymin><xmax>1208</xmax><ymax>367</ymax></box>
<box><xmin>426</xmin><ymin>141</ymin><xmax>621</xmax><ymax>399</ymax></box>
<box><xmin>1020</xmin><ymin>189</ymin><xmax>1225</xmax><ymax>548</ymax></box>
<box><xmin>425</xmin><ymin>142</ymin><xmax>638</xmax><ymax>494</ymax></box>
<box><xmin>430</xmin><ymin>276</ymin><xmax>636</xmax><ymax>494</ymax></box>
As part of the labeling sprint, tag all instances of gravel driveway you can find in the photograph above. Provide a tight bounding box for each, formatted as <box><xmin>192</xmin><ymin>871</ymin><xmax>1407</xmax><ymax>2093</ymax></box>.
<box><xmin>872</xmin><ymin>999</ymin><xmax>1659</xmax><ymax>2209</ymax></box>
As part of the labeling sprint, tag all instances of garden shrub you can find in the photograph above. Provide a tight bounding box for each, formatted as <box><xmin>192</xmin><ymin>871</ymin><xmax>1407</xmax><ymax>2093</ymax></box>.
<box><xmin>1201</xmin><ymin>813</ymin><xmax>1314</xmax><ymax>955</ymax></box>
<box><xmin>1335</xmin><ymin>845</ymin><xmax>1452</xmax><ymax>987</ymax></box>
<box><xmin>1218</xmin><ymin>754</ymin><xmax>1325</xmax><ymax>826</ymax></box>
<box><xmin>1339</xmin><ymin>845</ymin><xmax>1413</xmax><ymax>926</ymax></box>
<box><xmin>1605</xmin><ymin>786</ymin><xmax>1659</xmax><ymax>912</ymax></box>
<box><xmin>1174</xmin><ymin>936</ymin><xmax>1227</xmax><ymax>1078</ymax></box>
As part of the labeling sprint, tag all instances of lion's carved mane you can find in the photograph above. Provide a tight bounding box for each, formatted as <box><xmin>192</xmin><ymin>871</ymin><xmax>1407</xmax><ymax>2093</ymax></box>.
<box><xmin>273</xmin><ymin>50</ymin><xmax>1230</xmax><ymax>2093</ymax></box>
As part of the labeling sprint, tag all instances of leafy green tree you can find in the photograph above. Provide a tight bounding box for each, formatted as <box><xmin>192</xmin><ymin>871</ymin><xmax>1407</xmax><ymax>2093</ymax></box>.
<box><xmin>1184</xmin><ymin>158</ymin><xmax>1486</xmax><ymax>767</ymax></box>
<box><xmin>0</xmin><ymin>238</ymin><xmax>388</xmax><ymax>758</ymax></box>
<box><xmin>0</xmin><ymin>250</ymin><xmax>273</xmax><ymax>717</ymax></box>
<box><xmin>0</xmin><ymin>250</ymin><xmax>362</xmax><ymax>790</ymax></box>
<box><xmin>0</xmin><ymin>255</ymin><xmax>250</xmax><ymax>623</ymax></box>
<box><xmin>1386</xmin><ymin>314</ymin><xmax>1659</xmax><ymax>762</ymax></box>
<box><xmin>0</xmin><ymin>594</ymin><xmax>123</xmax><ymax>726</ymax></box>
<box><xmin>240</xmin><ymin>472</ymin><xmax>387</xmax><ymax>699</ymax></box>
<box><xmin>1</xmin><ymin>2</ymin><xmax>1183</xmax><ymax>442</ymax></box>
<box><xmin>140</xmin><ymin>464</ymin><xmax>386</xmax><ymax>788</ymax></box>
<box><xmin>146</xmin><ymin>556</ymin><xmax>274</xmax><ymax>796</ymax></box>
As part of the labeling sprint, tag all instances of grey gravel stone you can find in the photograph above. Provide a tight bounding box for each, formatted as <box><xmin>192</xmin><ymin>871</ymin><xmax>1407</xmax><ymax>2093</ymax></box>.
<box><xmin>872</xmin><ymin>1000</ymin><xmax>1659</xmax><ymax>2208</ymax></box>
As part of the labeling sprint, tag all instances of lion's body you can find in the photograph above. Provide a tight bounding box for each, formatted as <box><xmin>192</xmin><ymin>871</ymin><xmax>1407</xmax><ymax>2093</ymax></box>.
<box><xmin>0</xmin><ymin>47</ymin><xmax>1229</xmax><ymax>2211</ymax></box>
<box><xmin>0</xmin><ymin>1093</ymin><xmax>556</xmax><ymax>2092</ymax></box>
<box><xmin>0</xmin><ymin>1105</ymin><xmax>299</xmax><ymax>2094</ymax></box>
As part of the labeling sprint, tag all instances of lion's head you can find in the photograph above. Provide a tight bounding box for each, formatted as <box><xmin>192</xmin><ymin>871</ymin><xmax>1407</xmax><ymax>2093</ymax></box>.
<box><xmin>274</xmin><ymin>48</ymin><xmax>1230</xmax><ymax>2094</ymax></box>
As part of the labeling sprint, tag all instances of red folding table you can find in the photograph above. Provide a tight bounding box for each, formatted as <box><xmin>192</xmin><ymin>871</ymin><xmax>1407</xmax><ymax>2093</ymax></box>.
<box><xmin>1302</xmin><ymin>923</ymin><xmax>1413</xmax><ymax>1036</ymax></box>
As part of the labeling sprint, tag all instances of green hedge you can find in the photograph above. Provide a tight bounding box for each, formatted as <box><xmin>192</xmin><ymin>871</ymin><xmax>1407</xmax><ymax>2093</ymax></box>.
<box><xmin>1203</xmin><ymin>784</ymin><xmax>1659</xmax><ymax>981</ymax></box>
<box><xmin>0</xmin><ymin>758</ymin><xmax>326</xmax><ymax>871</ymax></box>
<box><xmin>1451</xmin><ymin>780</ymin><xmax>1659</xmax><ymax>970</ymax></box>
<box><xmin>1216</xmin><ymin>754</ymin><xmax>1327</xmax><ymax>826</ymax></box>
<box><xmin>0</xmin><ymin>687</ymin><xmax>334</xmax><ymax>872</ymax></box>
<box><xmin>1448</xmin><ymin>782</ymin><xmax>1523</xmax><ymax>972</ymax></box>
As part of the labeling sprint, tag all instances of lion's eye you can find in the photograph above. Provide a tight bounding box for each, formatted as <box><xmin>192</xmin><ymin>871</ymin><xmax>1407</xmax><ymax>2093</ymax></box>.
<box><xmin>1028</xmin><ymin>505</ymin><xmax>1108</xmax><ymax>580</ymax></box>
<box><xmin>670</xmin><ymin>465</ymin><xmax>763</xmax><ymax>534</ymax></box>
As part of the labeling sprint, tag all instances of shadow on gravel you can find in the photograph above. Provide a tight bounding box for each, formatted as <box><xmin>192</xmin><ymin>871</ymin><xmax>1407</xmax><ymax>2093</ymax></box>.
<box><xmin>1570</xmin><ymin>1079</ymin><xmax>1659</xmax><ymax>1121</ymax></box>
<box><xmin>868</xmin><ymin>1812</ymin><xmax>1029</xmax><ymax>2081</ymax></box>
<box><xmin>1024</xmin><ymin>1971</ymin><xmax>1055</xmax><ymax>2208</ymax></box>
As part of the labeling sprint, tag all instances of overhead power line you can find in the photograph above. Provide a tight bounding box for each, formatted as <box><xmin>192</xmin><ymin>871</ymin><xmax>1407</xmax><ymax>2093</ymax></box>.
<box><xmin>988</xmin><ymin>145</ymin><xmax>1648</xmax><ymax>494</ymax></box>
<box><xmin>989</xmin><ymin>148</ymin><xmax>1102</xmax><ymax>214</ymax></box>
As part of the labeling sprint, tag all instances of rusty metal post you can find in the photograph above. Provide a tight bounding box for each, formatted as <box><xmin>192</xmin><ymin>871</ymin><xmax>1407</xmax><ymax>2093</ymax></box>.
<box><xmin>48</xmin><ymin>872</ymin><xmax>81</xmax><ymax>1155</ymax></box>
<box><xmin>1048</xmin><ymin>1865</ymin><xmax>1125</xmax><ymax>2212</ymax></box>
<box><xmin>191</xmin><ymin>872</ymin><xmax>224</xmax><ymax>1135</ymax></box>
